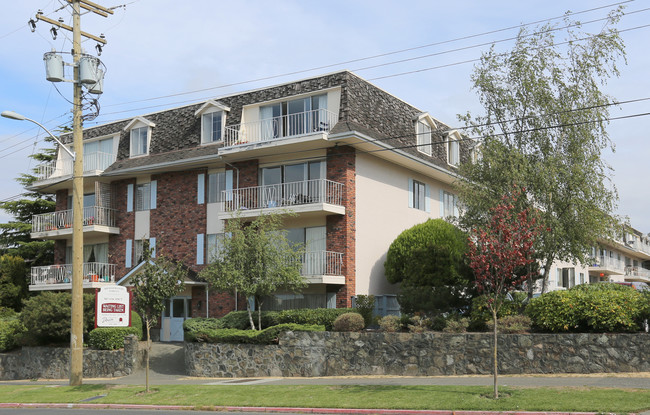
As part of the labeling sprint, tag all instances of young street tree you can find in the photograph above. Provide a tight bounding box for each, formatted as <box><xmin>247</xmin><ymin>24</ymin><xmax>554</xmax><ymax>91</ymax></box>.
<box><xmin>130</xmin><ymin>246</ymin><xmax>186</xmax><ymax>392</ymax></box>
<box><xmin>199</xmin><ymin>213</ymin><xmax>306</xmax><ymax>331</ymax></box>
<box><xmin>467</xmin><ymin>189</ymin><xmax>539</xmax><ymax>400</ymax></box>
<box><xmin>457</xmin><ymin>9</ymin><xmax>626</xmax><ymax>294</ymax></box>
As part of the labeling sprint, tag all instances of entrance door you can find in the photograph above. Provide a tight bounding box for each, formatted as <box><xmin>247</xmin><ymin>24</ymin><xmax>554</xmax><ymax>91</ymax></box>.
<box><xmin>161</xmin><ymin>297</ymin><xmax>190</xmax><ymax>342</ymax></box>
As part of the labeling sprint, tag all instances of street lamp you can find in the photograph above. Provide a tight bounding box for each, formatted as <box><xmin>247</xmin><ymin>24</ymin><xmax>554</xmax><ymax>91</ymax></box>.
<box><xmin>1</xmin><ymin>111</ymin><xmax>76</xmax><ymax>159</ymax></box>
<box><xmin>1</xmin><ymin>109</ymin><xmax>84</xmax><ymax>386</ymax></box>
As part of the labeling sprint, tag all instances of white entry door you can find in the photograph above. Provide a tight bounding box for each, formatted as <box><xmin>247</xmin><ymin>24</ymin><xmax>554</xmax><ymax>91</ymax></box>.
<box><xmin>161</xmin><ymin>297</ymin><xmax>190</xmax><ymax>342</ymax></box>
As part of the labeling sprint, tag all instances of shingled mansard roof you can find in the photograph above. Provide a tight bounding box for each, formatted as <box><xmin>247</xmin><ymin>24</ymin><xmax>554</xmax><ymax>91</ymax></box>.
<box><xmin>61</xmin><ymin>71</ymin><xmax>471</xmax><ymax>175</ymax></box>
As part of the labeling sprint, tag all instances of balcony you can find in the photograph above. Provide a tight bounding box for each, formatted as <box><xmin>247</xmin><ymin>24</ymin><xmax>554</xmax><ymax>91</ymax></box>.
<box><xmin>625</xmin><ymin>266</ymin><xmax>650</xmax><ymax>283</ymax></box>
<box><xmin>219</xmin><ymin>179</ymin><xmax>345</xmax><ymax>219</ymax></box>
<box><xmin>32</xmin><ymin>151</ymin><xmax>116</xmax><ymax>187</ymax></box>
<box><xmin>221</xmin><ymin>109</ymin><xmax>338</xmax><ymax>155</ymax></box>
<box><xmin>31</xmin><ymin>206</ymin><xmax>119</xmax><ymax>239</ymax></box>
<box><xmin>302</xmin><ymin>251</ymin><xmax>345</xmax><ymax>285</ymax></box>
<box><xmin>588</xmin><ymin>256</ymin><xmax>625</xmax><ymax>276</ymax></box>
<box><xmin>29</xmin><ymin>262</ymin><xmax>116</xmax><ymax>291</ymax></box>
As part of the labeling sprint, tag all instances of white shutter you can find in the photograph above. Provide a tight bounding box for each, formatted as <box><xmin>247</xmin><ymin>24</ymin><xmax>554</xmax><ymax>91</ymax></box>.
<box><xmin>408</xmin><ymin>179</ymin><xmax>414</xmax><ymax>208</ymax></box>
<box><xmin>125</xmin><ymin>239</ymin><xmax>133</xmax><ymax>268</ymax></box>
<box><xmin>150</xmin><ymin>180</ymin><xmax>157</xmax><ymax>209</ymax></box>
<box><xmin>196</xmin><ymin>233</ymin><xmax>205</xmax><ymax>265</ymax></box>
<box><xmin>197</xmin><ymin>173</ymin><xmax>205</xmax><ymax>204</ymax></box>
<box><xmin>439</xmin><ymin>189</ymin><xmax>444</xmax><ymax>217</ymax></box>
<box><xmin>127</xmin><ymin>184</ymin><xmax>134</xmax><ymax>212</ymax></box>
<box><xmin>425</xmin><ymin>185</ymin><xmax>431</xmax><ymax>213</ymax></box>
<box><xmin>149</xmin><ymin>237</ymin><xmax>156</xmax><ymax>258</ymax></box>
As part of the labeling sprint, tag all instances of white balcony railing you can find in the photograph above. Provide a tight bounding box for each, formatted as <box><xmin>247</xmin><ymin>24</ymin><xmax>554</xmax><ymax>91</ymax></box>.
<box><xmin>34</xmin><ymin>151</ymin><xmax>116</xmax><ymax>182</ymax></box>
<box><xmin>302</xmin><ymin>251</ymin><xmax>343</xmax><ymax>276</ymax></box>
<box><xmin>223</xmin><ymin>179</ymin><xmax>343</xmax><ymax>212</ymax></box>
<box><xmin>30</xmin><ymin>262</ymin><xmax>116</xmax><ymax>286</ymax></box>
<box><xmin>32</xmin><ymin>206</ymin><xmax>116</xmax><ymax>233</ymax></box>
<box><xmin>224</xmin><ymin>109</ymin><xmax>338</xmax><ymax>147</ymax></box>
<box><xmin>591</xmin><ymin>256</ymin><xmax>626</xmax><ymax>273</ymax></box>
<box><xmin>626</xmin><ymin>266</ymin><xmax>650</xmax><ymax>279</ymax></box>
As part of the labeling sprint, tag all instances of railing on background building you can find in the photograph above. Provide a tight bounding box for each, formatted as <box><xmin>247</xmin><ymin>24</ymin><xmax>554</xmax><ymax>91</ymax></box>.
<box><xmin>30</xmin><ymin>262</ymin><xmax>116</xmax><ymax>285</ymax></box>
<box><xmin>32</xmin><ymin>206</ymin><xmax>116</xmax><ymax>233</ymax></box>
<box><xmin>625</xmin><ymin>265</ymin><xmax>650</xmax><ymax>280</ymax></box>
<box><xmin>34</xmin><ymin>151</ymin><xmax>116</xmax><ymax>182</ymax></box>
<box><xmin>592</xmin><ymin>255</ymin><xmax>626</xmax><ymax>273</ymax></box>
<box><xmin>223</xmin><ymin>179</ymin><xmax>343</xmax><ymax>212</ymax></box>
<box><xmin>223</xmin><ymin>108</ymin><xmax>338</xmax><ymax>147</ymax></box>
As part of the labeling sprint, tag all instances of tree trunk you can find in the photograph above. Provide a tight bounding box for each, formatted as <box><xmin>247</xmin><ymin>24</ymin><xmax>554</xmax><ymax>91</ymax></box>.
<box><xmin>257</xmin><ymin>299</ymin><xmax>263</xmax><ymax>331</ymax></box>
<box><xmin>246</xmin><ymin>303</ymin><xmax>256</xmax><ymax>331</ymax></box>
<box><xmin>540</xmin><ymin>257</ymin><xmax>553</xmax><ymax>294</ymax></box>
<box><xmin>145</xmin><ymin>319</ymin><xmax>151</xmax><ymax>393</ymax></box>
<box><xmin>492</xmin><ymin>308</ymin><xmax>499</xmax><ymax>400</ymax></box>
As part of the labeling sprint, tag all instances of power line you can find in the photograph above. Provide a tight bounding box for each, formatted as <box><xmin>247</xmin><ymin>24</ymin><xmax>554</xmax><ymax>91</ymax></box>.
<box><xmin>97</xmin><ymin>1</ymin><xmax>636</xmax><ymax>110</ymax></box>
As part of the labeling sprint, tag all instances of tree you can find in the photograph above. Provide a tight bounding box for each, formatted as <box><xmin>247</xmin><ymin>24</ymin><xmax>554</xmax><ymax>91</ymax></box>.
<box><xmin>467</xmin><ymin>189</ymin><xmax>539</xmax><ymax>399</ymax></box>
<box><xmin>0</xmin><ymin>255</ymin><xmax>28</xmax><ymax>311</ymax></box>
<box><xmin>457</xmin><ymin>9</ymin><xmax>625</xmax><ymax>295</ymax></box>
<box><xmin>130</xmin><ymin>246</ymin><xmax>186</xmax><ymax>392</ymax></box>
<box><xmin>0</xmin><ymin>144</ymin><xmax>56</xmax><ymax>268</ymax></box>
<box><xmin>199</xmin><ymin>213</ymin><xmax>306</xmax><ymax>331</ymax></box>
<box><xmin>385</xmin><ymin>219</ymin><xmax>475</xmax><ymax>315</ymax></box>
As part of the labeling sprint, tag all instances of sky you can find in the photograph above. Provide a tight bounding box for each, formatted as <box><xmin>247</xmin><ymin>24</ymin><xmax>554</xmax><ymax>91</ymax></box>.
<box><xmin>0</xmin><ymin>0</ymin><xmax>648</xmax><ymax>231</ymax></box>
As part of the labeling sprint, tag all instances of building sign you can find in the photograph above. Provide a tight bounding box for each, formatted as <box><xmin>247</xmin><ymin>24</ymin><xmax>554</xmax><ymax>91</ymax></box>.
<box><xmin>95</xmin><ymin>286</ymin><xmax>131</xmax><ymax>327</ymax></box>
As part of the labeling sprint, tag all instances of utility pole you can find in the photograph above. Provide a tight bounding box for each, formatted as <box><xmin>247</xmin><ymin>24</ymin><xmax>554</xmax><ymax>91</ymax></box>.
<box><xmin>34</xmin><ymin>0</ymin><xmax>112</xmax><ymax>386</ymax></box>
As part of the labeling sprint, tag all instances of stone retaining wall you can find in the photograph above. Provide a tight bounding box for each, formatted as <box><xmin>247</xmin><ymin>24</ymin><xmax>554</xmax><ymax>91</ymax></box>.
<box><xmin>0</xmin><ymin>335</ymin><xmax>144</xmax><ymax>380</ymax></box>
<box><xmin>185</xmin><ymin>331</ymin><xmax>650</xmax><ymax>377</ymax></box>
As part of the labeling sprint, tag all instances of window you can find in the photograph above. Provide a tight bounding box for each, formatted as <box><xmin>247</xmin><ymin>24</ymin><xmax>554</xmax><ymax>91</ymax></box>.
<box><xmin>447</xmin><ymin>134</ymin><xmax>460</xmax><ymax>166</ymax></box>
<box><xmin>259</xmin><ymin>94</ymin><xmax>328</xmax><ymax>139</ymax></box>
<box><xmin>260</xmin><ymin>161</ymin><xmax>325</xmax><ymax>207</ymax></box>
<box><xmin>416</xmin><ymin>121</ymin><xmax>432</xmax><ymax>156</ymax></box>
<box><xmin>441</xmin><ymin>190</ymin><xmax>458</xmax><ymax>218</ymax></box>
<box><xmin>201</xmin><ymin>111</ymin><xmax>223</xmax><ymax>143</ymax></box>
<box><xmin>130</xmin><ymin>126</ymin><xmax>148</xmax><ymax>157</ymax></box>
<box><xmin>411</xmin><ymin>180</ymin><xmax>426</xmax><ymax>211</ymax></box>
<box><xmin>206</xmin><ymin>233</ymin><xmax>225</xmax><ymax>264</ymax></box>
<box><xmin>560</xmin><ymin>267</ymin><xmax>576</xmax><ymax>289</ymax></box>
<box><xmin>135</xmin><ymin>183</ymin><xmax>151</xmax><ymax>211</ymax></box>
<box><xmin>66</xmin><ymin>243</ymin><xmax>108</xmax><ymax>264</ymax></box>
<box><xmin>207</xmin><ymin>172</ymin><xmax>228</xmax><ymax>203</ymax></box>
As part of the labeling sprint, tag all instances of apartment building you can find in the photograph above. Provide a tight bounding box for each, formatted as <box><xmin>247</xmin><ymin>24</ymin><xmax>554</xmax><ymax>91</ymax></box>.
<box><xmin>548</xmin><ymin>228</ymin><xmax>650</xmax><ymax>291</ymax></box>
<box><xmin>27</xmin><ymin>71</ymin><xmax>472</xmax><ymax>339</ymax></box>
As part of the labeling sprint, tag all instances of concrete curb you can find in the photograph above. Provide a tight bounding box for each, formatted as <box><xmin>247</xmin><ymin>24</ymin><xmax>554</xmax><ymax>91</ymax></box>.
<box><xmin>0</xmin><ymin>403</ymin><xmax>635</xmax><ymax>414</ymax></box>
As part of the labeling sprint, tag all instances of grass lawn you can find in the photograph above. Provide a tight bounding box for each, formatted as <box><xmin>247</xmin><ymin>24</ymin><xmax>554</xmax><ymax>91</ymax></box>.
<box><xmin>0</xmin><ymin>384</ymin><xmax>649</xmax><ymax>413</ymax></box>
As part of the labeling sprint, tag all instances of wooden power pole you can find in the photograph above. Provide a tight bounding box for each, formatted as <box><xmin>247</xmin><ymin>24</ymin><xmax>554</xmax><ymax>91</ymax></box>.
<box><xmin>35</xmin><ymin>0</ymin><xmax>112</xmax><ymax>386</ymax></box>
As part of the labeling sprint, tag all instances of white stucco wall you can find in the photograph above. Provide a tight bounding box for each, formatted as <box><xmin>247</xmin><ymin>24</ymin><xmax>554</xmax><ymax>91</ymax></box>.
<box><xmin>355</xmin><ymin>153</ymin><xmax>456</xmax><ymax>296</ymax></box>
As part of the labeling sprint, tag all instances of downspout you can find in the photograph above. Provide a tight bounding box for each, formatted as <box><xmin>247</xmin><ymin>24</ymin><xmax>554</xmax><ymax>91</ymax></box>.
<box><xmin>205</xmin><ymin>286</ymin><xmax>209</xmax><ymax>318</ymax></box>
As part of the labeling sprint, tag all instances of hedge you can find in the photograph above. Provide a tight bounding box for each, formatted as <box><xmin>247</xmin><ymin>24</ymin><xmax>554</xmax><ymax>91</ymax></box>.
<box><xmin>186</xmin><ymin>322</ymin><xmax>324</xmax><ymax>344</ymax></box>
<box><xmin>0</xmin><ymin>318</ymin><xmax>25</xmax><ymax>352</ymax></box>
<box><xmin>88</xmin><ymin>311</ymin><xmax>144</xmax><ymax>350</ymax></box>
<box><xmin>526</xmin><ymin>283</ymin><xmax>650</xmax><ymax>332</ymax></box>
<box><xmin>218</xmin><ymin>308</ymin><xmax>358</xmax><ymax>331</ymax></box>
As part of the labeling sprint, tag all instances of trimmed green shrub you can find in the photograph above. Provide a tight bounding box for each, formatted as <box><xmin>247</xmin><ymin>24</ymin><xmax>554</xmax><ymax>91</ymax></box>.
<box><xmin>333</xmin><ymin>312</ymin><xmax>365</xmax><ymax>332</ymax></box>
<box><xmin>276</xmin><ymin>308</ymin><xmax>357</xmax><ymax>331</ymax></box>
<box><xmin>88</xmin><ymin>326</ymin><xmax>141</xmax><ymax>350</ymax></box>
<box><xmin>443</xmin><ymin>317</ymin><xmax>469</xmax><ymax>333</ymax></box>
<box><xmin>219</xmin><ymin>311</ymin><xmax>280</xmax><ymax>330</ymax></box>
<box><xmin>526</xmin><ymin>283</ymin><xmax>649</xmax><ymax>332</ymax></box>
<box><xmin>183</xmin><ymin>318</ymin><xmax>223</xmax><ymax>342</ymax></box>
<box><xmin>407</xmin><ymin>314</ymin><xmax>431</xmax><ymax>333</ymax></box>
<box><xmin>486</xmin><ymin>315</ymin><xmax>532</xmax><ymax>334</ymax></box>
<box><xmin>378</xmin><ymin>315</ymin><xmax>401</xmax><ymax>332</ymax></box>
<box><xmin>430</xmin><ymin>315</ymin><xmax>446</xmax><ymax>331</ymax></box>
<box><xmin>19</xmin><ymin>292</ymin><xmax>95</xmax><ymax>346</ymax></box>
<box><xmin>354</xmin><ymin>295</ymin><xmax>375</xmax><ymax>328</ymax></box>
<box><xmin>186</xmin><ymin>323</ymin><xmax>324</xmax><ymax>344</ymax></box>
<box><xmin>0</xmin><ymin>318</ymin><xmax>25</xmax><ymax>352</ymax></box>
<box><xmin>130</xmin><ymin>311</ymin><xmax>144</xmax><ymax>340</ymax></box>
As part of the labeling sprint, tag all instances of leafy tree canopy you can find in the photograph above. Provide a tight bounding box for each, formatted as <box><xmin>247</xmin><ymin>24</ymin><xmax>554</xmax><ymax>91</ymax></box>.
<box><xmin>457</xmin><ymin>9</ymin><xmax>626</xmax><ymax>293</ymax></box>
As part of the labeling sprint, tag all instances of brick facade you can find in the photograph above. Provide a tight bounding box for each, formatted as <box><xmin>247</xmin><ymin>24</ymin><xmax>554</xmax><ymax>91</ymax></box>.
<box><xmin>326</xmin><ymin>146</ymin><xmax>356</xmax><ymax>308</ymax></box>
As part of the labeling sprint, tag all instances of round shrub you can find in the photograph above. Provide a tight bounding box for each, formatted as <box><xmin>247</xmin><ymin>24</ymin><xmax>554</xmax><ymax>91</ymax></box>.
<box><xmin>332</xmin><ymin>312</ymin><xmax>365</xmax><ymax>332</ymax></box>
<box><xmin>88</xmin><ymin>326</ymin><xmax>141</xmax><ymax>350</ymax></box>
<box><xmin>19</xmin><ymin>292</ymin><xmax>95</xmax><ymax>346</ymax></box>
<box><xmin>354</xmin><ymin>295</ymin><xmax>375</xmax><ymax>328</ymax></box>
<box><xmin>526</xmin><ymin>283</ymin><xmax>648</xmax><ymax>332</ymax></box>
<box><xmin>442</xmin><ymin>317</ymin><xmax>469</xmax><ymax>333</ymax></box>
<box><xmin>378</xmin><ymin>315</ymin><xmax>401</xmax><ymax>332</ymax></box>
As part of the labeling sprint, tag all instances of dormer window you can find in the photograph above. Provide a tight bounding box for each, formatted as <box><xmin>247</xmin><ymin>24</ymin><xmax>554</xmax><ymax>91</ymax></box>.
<box><xmin>415</xmin><ymin>113</ymin><xmax>437</xmax><ymax>157</ymax></box>
<box><xmin>195</xmin><ymin>100</ymin><xmax>230</xmax><ymax>145</ymax></box>
<box><xmin>124</xmin><ymin>116</ymin><xmax>155</xmax><ymax>158</ymax></box>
